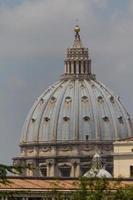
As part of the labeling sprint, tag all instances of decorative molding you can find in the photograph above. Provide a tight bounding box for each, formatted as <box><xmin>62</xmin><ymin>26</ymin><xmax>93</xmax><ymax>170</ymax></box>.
<box><xmin>59</xmin><ymin>145</ymin><xmax>72</xmax><ymax>151</ymax></box>
<box><xmin>40</xmin><ymin>146</ymin><xmax>51</xmax><ymax>152</ymax></box>
<box><xmin>83</xmin><ymin>145</ymin><xmax>94</xmax><ymax>151</ymax></box>
<box><xmin>102</xmin><ymin>145</ymin><xmax>112</xmax><ymax>151</ymax></box>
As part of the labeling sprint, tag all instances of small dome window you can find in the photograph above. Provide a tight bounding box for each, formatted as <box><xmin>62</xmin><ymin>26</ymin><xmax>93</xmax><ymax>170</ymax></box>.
<box><xmin>83</xmin><ymin>116</ymin><xmax>90</xmax><ymax>121</ymax></box>
<box><xmin>44</xmin><ymin>117</ymin><xmax>50</xmax><ymax>122</ymax></box>
<box><xmin>102</xmin><ymin>116</ymin><xmax>109</xmax><ymax>122</ymax></box>
<box><xmin>63</xmin><ymin>116</ymin><xmax>70</xmax><ymax>121</ymax></box>
<box><xmin>97</xmin><ymin>96</ymin><xmax>104</xmax><ymax>102</ymax></box>
<box><xmin>81</xmin><ymin>84</ymin><xmax>85</xmax><ymax>88</ymax></box>
<box><xmin>110</xmin><ymin>96</ymin><xmax>114</xmax><ymax>103</ymax></box>
<box><xmin>91</xmin><ymin>83</ymin><xmax>95</xmax><ymax>87</ymax></box>
<box><xmin>65</xmin><ymin>96</ymin><xmax>72</xmax><ymax>103</ymax></box>
<box><xmin>117</xmin><ymin>96</ymin><xmax>120</xmax><ymax>100</ymax></box>
<box><xmin>81</xmin><ymin>96</ymin><xmax>88</xmax><ymax>102</ymax></box>
<box><xmin>32</xmin><ymin>117</ymin><xmax>36</xmax><ymax>122</ymax></box>
<box><xmin>50</xmin><ymin>96</ymin><xmax>56</xmax><ymax>103</ymax></box>
<box><xmin>118</xmin><ymin>116</ymin><xmax>123</xmax><ymax>124</ymax></box>
<box><xmin>40</xmin><ymin>97</ymin><xmax>45</xmax><ymax>103</ymax></box>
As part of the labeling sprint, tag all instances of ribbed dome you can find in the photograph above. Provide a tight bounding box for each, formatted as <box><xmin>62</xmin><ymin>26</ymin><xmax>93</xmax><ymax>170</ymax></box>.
<box><xmin>20</xmin><ymin>78</ymin><xmax>133</xmax><ymax>144</ymax></box>
<box><xmin>20</xmin><ymin>25</ymin><xmax>133</xmax><ymax>145</ymax></box>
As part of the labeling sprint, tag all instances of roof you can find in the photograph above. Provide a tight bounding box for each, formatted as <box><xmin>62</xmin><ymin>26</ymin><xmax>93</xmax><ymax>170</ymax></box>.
<box><xmin>0</xmin><ymin>177</ymin><xmax>133</xmax><ymax>192</ymax></box>
<box><xmin>0</xmin><ymin>177</ymin><xmax>77</xmax><ymax>191</ymax></box>
<box><xmin>20</xmin><ymin>79</ymin><xmax>133</xmax><ymax>144</ymax></box>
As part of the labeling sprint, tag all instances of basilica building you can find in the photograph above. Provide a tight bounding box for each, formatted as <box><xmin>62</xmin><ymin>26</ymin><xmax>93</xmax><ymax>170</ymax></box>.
<box><xmin>13</xmin><ymin>25</ymin><xmax>133</xmax><ymax>178</ymax></box>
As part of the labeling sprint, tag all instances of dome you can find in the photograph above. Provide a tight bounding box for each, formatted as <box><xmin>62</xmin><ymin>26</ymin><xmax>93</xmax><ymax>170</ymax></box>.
<box><xmin>20</xmin><ymin>79</ymin><xmax>133</xmax><ymax>144</ymax></box>
<box><xmin>20</xmin><ymin>26</ymin><xmax>133</xmax><ymax>145</ymax></box>
<box><xmin>14</xmin><ymin>25</ymin><xmax>133</xmax><ymax>178</ymax></box>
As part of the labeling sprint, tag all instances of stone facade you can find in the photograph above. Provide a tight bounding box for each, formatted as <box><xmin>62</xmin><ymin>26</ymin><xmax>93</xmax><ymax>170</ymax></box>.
<box><xmin>13</xmin><ymin>141</ymin><xmax>113</xmax><ymax>177</ymax></box>
<box><xmin>113</xmin><ymin>138</ymin><xmax>133</xmax><ymax>178</ymax></box>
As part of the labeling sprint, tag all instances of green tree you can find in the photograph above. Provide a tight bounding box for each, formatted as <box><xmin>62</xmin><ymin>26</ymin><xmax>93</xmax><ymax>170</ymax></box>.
<box><xmin>73</xmin><ymin>177</ymin><xmax>133</xmax><ymax>200</ymax></box>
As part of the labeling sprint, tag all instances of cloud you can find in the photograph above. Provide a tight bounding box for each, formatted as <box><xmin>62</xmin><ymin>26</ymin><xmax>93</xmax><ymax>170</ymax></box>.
<box><xmin>0</xmin><ymin>0</ymin><xmax>133</xmax><ymax>163</ymax></box>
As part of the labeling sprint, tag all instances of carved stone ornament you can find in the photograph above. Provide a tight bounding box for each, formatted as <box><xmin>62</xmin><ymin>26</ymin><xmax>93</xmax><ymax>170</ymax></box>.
<box><xmin>60</xmin><ymin>145</ymin><xmax>72</xmax><ymax>151</ymax></box>
<box><xmin>102</xmin><ymin>145</ymin><xmax>112</xmax><ymax>151</ymax></box>
<box><xmin>83</xmin><ymin>144</ymin><xmax>94</xmax><ymax>151</ymax></box>
<box><xmin>46</xmin><ymin>159</ymin><xmax>55</xmax><ymax>165</ymax></box>
<box><xmin>40</xmin><ymin>146</ymin><xmax>51</xmax><ymax>152</ymax></box>
<box><xmin>27</xmin><ymin>147</ymin><xmax>34</xmax><ymax>153</ymax></box>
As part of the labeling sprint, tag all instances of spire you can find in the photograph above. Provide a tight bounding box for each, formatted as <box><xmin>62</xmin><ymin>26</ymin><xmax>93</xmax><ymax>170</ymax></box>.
<box><xmin>61</xmin><ymin>25</ymin><xmax>95</xmax><ymax>80</ymax></box>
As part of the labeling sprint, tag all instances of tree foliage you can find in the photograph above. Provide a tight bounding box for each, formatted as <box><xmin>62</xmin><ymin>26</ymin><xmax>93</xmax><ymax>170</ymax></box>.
<box><xmin>72</xmin><ymin>177</ymin><xmax>133</xmax><ymax>200</ymax></box>
<box><xmin>0</xmin><ymin>164</ymin><xmax>25</xmax><ymax>184</ymax></box>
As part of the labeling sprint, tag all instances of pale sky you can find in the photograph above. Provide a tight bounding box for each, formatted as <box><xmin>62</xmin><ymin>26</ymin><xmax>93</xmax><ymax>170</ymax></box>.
<box><xmin>0</xmin><ymin>0</ymin><xmax>133</xmax><ymax>164</ymax></box>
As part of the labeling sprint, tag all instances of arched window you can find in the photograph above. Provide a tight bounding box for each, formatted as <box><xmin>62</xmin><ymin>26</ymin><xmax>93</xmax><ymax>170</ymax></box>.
<box><xmin>39</xmin><ymin>164</ymin><xmax>47</xmax><ymax>177</ymax></box>
<box><xmin>58</xmin><ymin>164</ymin><xmax>71</xmax><ymax>177</ymax></box>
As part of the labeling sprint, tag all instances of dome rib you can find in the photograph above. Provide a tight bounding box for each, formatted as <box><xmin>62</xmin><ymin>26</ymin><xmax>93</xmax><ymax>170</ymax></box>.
<box><xmin>38</xmin><ymin>80</ymin><xmax>69</xmax><ymax>142</ymax></box>
<box><xmin>115</xmin><ymin>98</ymin><xmax>132</xmax><ymax>137</ymax></box>
<box><xmin>95</xmin><ymin>81</ymin><xmax>118</xmax><ymax>140</ymax></box>
<box><xmin>35</xmin><ymin>81</ymin><xmax>63</xmax><ymax>142</ymax></box>
<box><xmin>54</xmin><ymin>80</ymin><xmax>71</xmax><ymax>141</ymax></box>
<box><xmin>84</xmin><ymin>80</ymin><xmax>99</xmax><ymax>140</ymax></box>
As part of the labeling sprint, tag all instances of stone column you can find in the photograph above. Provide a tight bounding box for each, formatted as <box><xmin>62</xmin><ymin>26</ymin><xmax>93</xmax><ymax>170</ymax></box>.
<box><xmin>75</xmin><ymin>163</ymin><xmax>80</xmax><ymax>177</ymax></box>
<box><xmin>85</xmin><ymin>60</ymin><xmax>88</xmax><ymax>74</ymax></box>
<box><xmin>26</xmin><ymin>162</ymin><xmax>34</xmax><ymax>177</ymax></box>
<box><xmin>71</xmin><ymin>61</ymin><xmax>74</xmax><ymax>74</ymax></box>
<box><xmin>71</xmin><ymin>159</ymin><xmax>80</xmax><ymax>177</ymax></box>
<box><xmin>66</xmin><ymin>61</ymin><xmax>69</xmax><ymax>74</ymax></box>
<box><xmin>70</xmin><ymin>164</ymin><xmax>74</xmax><ymax>177</ymax></box>
<box><xmin>76</xmin><ymin>61</ymin><xmax>79</xmax><ymax>74</ymax></box>
<box><xmin>46</xmin><ymin>162</ymin><xmax>50</xmax><ymax>177</ymax></box>
<box><xmin>46</xmin><ymin>159</ymin><xmax>55</xmax><ymax>177</ymax></box>
<box><xmin>64</xmin><ymin>61</ymin><xmax>67</xmax><ymax>74</ymax></box>
<box><xmin>81</xmin><ymin>60</ymin><xmax>84</xmax><ymax>74</ymax></box>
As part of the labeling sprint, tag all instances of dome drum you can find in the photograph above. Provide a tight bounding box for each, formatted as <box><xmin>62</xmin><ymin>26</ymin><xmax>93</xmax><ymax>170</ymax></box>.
<box><xmin>13</xmin><ymin>141</ymin><xmax>113</xmax><ymax>177</ymax></box>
